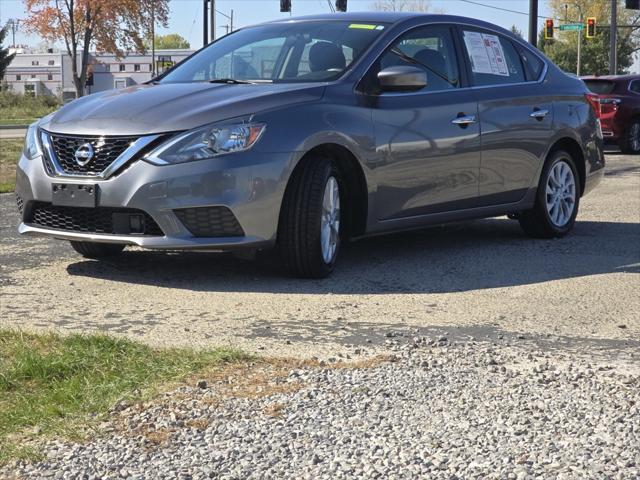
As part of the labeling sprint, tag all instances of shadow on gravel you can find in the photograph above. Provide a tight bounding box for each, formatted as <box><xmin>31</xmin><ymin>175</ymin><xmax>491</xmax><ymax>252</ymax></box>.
<box><xmin>66</xmin><ymin>219</ymin><xmax>640</xmax><ymax>294</ymax></box>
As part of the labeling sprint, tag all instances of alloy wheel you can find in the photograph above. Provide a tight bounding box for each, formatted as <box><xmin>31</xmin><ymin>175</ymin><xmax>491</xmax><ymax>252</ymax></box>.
<box><xmin>545</xmin><ymin>160</ymin><xmax>576</xmax><ymax>227</ymax></box>
<box><xmin>320</xmin><ymin>176</ymin><xmax>340</xmax><ymax>264</ymax></box>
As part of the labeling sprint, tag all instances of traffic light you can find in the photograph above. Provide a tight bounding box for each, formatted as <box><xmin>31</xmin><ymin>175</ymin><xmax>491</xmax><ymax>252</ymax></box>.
<box><xmin>626</xmin><ymin>0</ymin><xmax>640</xmax><ymax>10</ymax></box>
<box><xmin>280</xmin><ymin>0</ymin><xmax>291</xmax><ymax>12</ymax></box>
<box><xmin>586</xmin><ymin>17</ymin><xmax>596</xmax><ymax>38</ymax></box>
<box><xmin>544</xmin><ymin>19</ymin><xmax>554</xmax><ymax>39</ymax></box>
<box><xmin>336</xmin><ymin>0</ymin><xmax>347</xmax><ymax>11</ymax></box>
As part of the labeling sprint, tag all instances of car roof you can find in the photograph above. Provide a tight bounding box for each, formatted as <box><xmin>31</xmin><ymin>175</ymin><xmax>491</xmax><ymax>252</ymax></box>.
<box><xmin>264</xmin><ymin>12</ymin><xmax>511</xmax><ymax>32</ymax></box>
<box><xmin>265</xmin><ymin>11</ymin><xmax>423</xmax><ymax>24</ymax></box>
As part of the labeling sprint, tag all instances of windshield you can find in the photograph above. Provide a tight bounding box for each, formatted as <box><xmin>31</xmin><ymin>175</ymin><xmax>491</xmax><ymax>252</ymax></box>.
<box><xmin>584</xmin><ymin>80</ymin><xmax>616</xmax><ymax>95</ymax></box>
<box><xmin>159</xmin><ymin>21</ymin><xmax>388</xmax><ymax>84</ymax></box>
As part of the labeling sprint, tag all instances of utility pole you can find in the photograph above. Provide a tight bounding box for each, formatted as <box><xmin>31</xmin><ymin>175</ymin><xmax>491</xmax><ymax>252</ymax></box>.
<box><xmin>610</xmin><ymin>0</ymin><xmax>617</xmax><ymax>74</ymax></box>
<box><xmin>151</xmin><ymin>0</ymin><xmax>156</xmax><ymax>77</ymax></box>
<box><xmin>6</xmin><ymin>19</ymin><xmax>21</xmax><ymax>47</ymax></box>
<box><xmin>203</xmin><ymin>0</ymin><xmax>208</xmax><ymax>47</ymax></box>
<box><xmin>576</xmin><ymin>9</ymin><xmax>582</xmax><ymax>75</ymax></box>
<box><xmin>210</xmin><ymin>0</ymin><xmax>216</xmax><ymax>42</ymax></box>
<box><xmin>528</xmin><ymin>0</ymin><xmax>539</xmax><ymax>47</ymax></box>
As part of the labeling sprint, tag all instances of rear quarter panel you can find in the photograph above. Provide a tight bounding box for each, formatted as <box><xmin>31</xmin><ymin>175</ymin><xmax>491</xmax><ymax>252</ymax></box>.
<box><xmin>549</xmin><ymin>74</ymin><xmax>605</xmax><ymax>194</ymax></box>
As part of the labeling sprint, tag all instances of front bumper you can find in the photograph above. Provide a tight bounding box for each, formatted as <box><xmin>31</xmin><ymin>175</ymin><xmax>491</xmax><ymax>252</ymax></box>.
<box><xmin>15</xmin><ymin>149</ymin><xmax>293</xmax><ymax>250</ymax></box>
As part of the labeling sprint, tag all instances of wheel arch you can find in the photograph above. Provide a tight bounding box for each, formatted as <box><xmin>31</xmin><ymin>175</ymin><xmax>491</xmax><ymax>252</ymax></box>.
<box><xmin>545</xmin><ymin>137</ymin><xmax>587</xmax><ymax>196</ymax></box>
<box><xmin>280</xmin><ymin>142</ymin><xmax>369</xmax><ymax>240</ymax></box>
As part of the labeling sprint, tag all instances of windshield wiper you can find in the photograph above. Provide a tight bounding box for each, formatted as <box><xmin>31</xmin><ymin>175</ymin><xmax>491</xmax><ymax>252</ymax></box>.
<box><xmin>390</xmin><ymin>48</ymin><xmax>459</xmax><ymax>87</ymax></box>
<box><xmin>209</xmin><ymin>78</ymin><xmax>253</xmax><ymax>84</ymax></box>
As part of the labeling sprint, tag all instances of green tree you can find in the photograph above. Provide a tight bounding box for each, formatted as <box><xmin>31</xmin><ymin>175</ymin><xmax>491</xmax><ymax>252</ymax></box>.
<box><xmin>150</xmin><ymin>33</ymin><xmax>190</xmax><ymax>50</ymax></box>
<box><xmin>539</xmin><ymin>0</ymin><xmax>640</xmax><ymax>75</ymax></box>
<box><xmin>0</xmin><ymin>26</ymin><xmax>16</xmax><ymax>81</ymax></box>
<box><xmin>511</xmin><ymin>25</ymin><xmax>523</xmax><ymax>38</ymax></box>
<box><xmin>371</xmin><ymin>0</ymin><xmax>431</xmax><ymax>12</ymax></box>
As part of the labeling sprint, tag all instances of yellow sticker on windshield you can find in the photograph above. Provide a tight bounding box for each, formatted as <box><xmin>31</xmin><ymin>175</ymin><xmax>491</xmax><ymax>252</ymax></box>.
<box><xmin>349</xmin><ymin>24</ymin><xmax>382</xmax><ymax>30</ymax></box>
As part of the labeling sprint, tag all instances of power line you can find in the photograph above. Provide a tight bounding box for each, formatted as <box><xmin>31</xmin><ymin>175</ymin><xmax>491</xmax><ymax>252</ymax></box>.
<box><xmin>458</xmin><ymin>0</ymin><xmax>576</xmax><ymax>23</ymax></box>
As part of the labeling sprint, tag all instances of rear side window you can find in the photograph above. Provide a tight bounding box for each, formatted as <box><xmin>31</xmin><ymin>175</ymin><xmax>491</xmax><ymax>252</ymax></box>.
<box><xmin>629</xmin><ymin>80</ymin><xmax>640</xmax><ymax>93</ymax></box>
<box><xmin>520</xmin><ymin>47</ymin><xmax>544</xmax><ymax>80</ymax></box>
<box><xmin>461</xmin><ymin>30</ymin><xmax>525</xmax><ymax>86</ymax></box>
<box><xmin>584</xmin><ymin>80</ymin><xmax>616</xmax><ymax>94</ymax></box>
<box><xmin>377</xmin><ymin>25</ymin><xmax>460</xmax><ymax>92</ymax></box>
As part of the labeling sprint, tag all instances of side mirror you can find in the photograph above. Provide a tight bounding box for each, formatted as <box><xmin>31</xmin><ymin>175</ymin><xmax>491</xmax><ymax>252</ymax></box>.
<box><xmin>377</xmin><ymin>65</ymin><xmax>427</xmax><ymax>92</ymax></box>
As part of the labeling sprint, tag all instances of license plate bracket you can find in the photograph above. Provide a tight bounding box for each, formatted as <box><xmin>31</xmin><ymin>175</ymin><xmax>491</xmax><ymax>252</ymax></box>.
<box><xmin>52</xmin><ymin>183</ymin><xmax>97</xmax><ymax>208</ymax></box>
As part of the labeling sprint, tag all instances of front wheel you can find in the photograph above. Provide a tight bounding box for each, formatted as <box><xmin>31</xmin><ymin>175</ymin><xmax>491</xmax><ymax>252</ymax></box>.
<box><xmin>70</xmin><ymin>241</ymin><xmax>125</xmax><ymax>259</ymax></box>
<box><xmin>278</xmin><ymin>155</ymin><xmax>342</xmax><ymax>278</ymax></box>
<box><xmin>619</xmin><ymin>119</ymin><xmax>640</xmax><ymax>155</ymax></box>
<box><xmin>519</xmin><ymin>150</ymin><xmax>580</xmax><ymax>239</ymax></box>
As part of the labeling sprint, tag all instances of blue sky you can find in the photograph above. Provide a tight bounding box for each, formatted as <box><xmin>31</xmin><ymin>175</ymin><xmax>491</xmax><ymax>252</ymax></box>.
<box><xmin>1</xmin><ymin>0</ymin><xmax>552</xmax><ymax>47</ymax></box>
<box><xmin>1</xmin><ymin>0</ymin><xmax>637</xmax><ymax>72</ymax></box>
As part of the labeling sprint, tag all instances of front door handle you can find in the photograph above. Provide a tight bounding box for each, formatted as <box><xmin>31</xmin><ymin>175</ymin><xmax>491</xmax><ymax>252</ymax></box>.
<box><xmin>451</xmin><ymin>114</ymin><xmax>477</xmax><ymax>127</ymax></box>
<box><xmin>529</xmin><ymin>108</ymin><xmax>549</xmax><ymax>120</ymax></box>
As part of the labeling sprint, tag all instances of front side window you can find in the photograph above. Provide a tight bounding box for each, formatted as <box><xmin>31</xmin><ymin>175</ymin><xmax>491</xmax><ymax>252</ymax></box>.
<box><xmin>375</xmin><ymin>25</ymin><xmax>460</xmax><ymax>92</ymax></box>
<box><xmin>629</xmin><ymin>80</ymin><xmax>640</xmax><ymax>93</ymax></box>
<box><xmin>461</xmin><ymin>30</ymin><xmax>525</xmax><ymax>86</ymax></box>
<box><xmin>159</xmin><ymin>21</ymin><xmax>388</xmax><ymax>84</ymax></box>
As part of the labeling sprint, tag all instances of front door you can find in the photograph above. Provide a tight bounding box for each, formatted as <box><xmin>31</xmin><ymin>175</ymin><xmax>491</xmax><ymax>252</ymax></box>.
<box><xmin>368</xmin><ymin>24</ymin><xmax>481</xmax><ymax>221</ymax></box>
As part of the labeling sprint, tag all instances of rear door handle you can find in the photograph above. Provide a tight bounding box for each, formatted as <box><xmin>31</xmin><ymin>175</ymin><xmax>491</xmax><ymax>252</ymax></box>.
<box><xmin>451</xmin><ymin>114</ymin><xmax>477</xmax><ymax>127</ymax></box>
<box><xmin>529</xmin><ymin>109</ymin><xmax>549</xmax><ymax>119</ymax></box>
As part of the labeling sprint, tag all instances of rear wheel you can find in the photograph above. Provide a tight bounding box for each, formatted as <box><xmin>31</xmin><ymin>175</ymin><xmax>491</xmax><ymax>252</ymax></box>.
<box><xmin>519</xmin><ymin>150</ymin><xmax>580</xmax><ymax>239</ymax></box>
<box><xmin>278</xmin><ymin>155</ymin><xmax>342</xmax><ymax>278</ymax></box>
<box><xmin>619</xmin><ymin>119</ymin><xmax>640</xmax><ymax>155</ymax></box>
<box><xmin>70</xmin><ymin>241</ymin><xmax>125</xmax><ymax>259</ymax></box>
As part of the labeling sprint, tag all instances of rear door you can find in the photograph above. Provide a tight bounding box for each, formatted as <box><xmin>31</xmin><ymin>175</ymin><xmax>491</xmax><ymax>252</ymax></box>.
<box><xmin>369</xmin><ymin>24</ymin><xmax>481</xmax><ymax>221</ymax></box>
<box><xmin>457</xmin><ymin>27</ymin><xmax>553</xmax><ymax>205</ymax></box>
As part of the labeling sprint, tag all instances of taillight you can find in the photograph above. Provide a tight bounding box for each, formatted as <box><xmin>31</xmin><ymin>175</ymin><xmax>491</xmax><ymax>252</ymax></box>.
<box><xmin>599</xmin><ymin>98</ymin><xmax>622</xmax><ymax>112</ymax></box>
<box><xmin>585</xmin><ymin>93</ymin><xmax>601</xmax><ymax>119</ymax></box>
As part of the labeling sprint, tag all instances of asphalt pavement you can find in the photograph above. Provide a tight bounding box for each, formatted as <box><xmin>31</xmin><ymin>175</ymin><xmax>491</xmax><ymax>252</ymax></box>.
<box><xmin>1</xmin><ymin>152</ymin><xmax>638</xmax><ymax>360</ymax></box>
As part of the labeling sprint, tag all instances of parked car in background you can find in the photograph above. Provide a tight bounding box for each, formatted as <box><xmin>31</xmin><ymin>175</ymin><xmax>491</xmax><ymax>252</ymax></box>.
<box><xmin>582</xmin><ymin>75</ymin><xmax>640</xmax><ymax>154</ymax></box>
<box><xmin>16</xmin><ymin>13</ymin><xmax>605</xmax><ymax>278</ymax></box>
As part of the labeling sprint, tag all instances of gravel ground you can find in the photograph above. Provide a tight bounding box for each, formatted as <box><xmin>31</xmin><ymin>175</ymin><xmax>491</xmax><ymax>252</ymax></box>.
<box><xmin>3</xmin><ymin>336</ymin><xmax>639</xmax><ymax>480</ymax></box>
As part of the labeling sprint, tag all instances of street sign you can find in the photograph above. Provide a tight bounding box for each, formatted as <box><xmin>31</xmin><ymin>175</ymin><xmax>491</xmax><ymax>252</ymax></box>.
<box><xmin>560</xmin><ymin>23</ymin><xmax>584</xmax><ymax>31</ymax></box>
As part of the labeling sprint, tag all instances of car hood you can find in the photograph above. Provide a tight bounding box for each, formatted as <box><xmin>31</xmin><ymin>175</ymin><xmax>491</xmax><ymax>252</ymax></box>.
<box><xmin>40</xmin><ymin>82</ymin><xmax>326</xmax><ymax>136</ymax></box>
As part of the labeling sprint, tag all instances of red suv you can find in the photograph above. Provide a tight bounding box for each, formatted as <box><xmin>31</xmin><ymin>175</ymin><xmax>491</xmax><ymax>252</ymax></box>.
<box><xmin>582</xmin><ymin>75</ymin><xmax>640</xmax><ymax>154</ymax></box>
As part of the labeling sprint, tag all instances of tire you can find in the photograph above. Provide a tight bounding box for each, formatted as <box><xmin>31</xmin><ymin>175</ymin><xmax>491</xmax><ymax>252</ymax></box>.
<box><xmin>278</xmin><ymin>154</ymin><xmax>342</xmax><ymax>278</ymax></box>
<box><xmin>70</xmin><ymin>241</ymin><xmax>125</xmax><ymax>259</ymax></box>
<box><xmin>519</xmin><ymin>150</ymin><xmax>581</xmax><ymax>239</ymax></box>
<box><xmin>619</xmin><ymin>119</ymin><xmax>640</xmax><ymax>155</ymax></box>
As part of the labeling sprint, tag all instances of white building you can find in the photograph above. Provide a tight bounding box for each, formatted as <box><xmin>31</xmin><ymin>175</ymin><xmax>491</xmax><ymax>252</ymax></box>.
<box><xmin>4</xmin><ymin>48</ymin><xmax>194</xmax><ymax>100</ymax></box>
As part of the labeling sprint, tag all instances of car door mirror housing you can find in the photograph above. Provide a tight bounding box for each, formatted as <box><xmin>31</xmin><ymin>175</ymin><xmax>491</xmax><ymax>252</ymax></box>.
<box><xmin>377</xmin><ymin>66</ymin><xmax>427</xmax><ymax>92</ymax></box>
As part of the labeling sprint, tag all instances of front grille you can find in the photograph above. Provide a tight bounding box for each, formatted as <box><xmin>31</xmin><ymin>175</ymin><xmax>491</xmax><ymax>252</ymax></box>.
<box><xmin>27</xmin><ymin>202</ymin><xmax>164</xmax><ymax>236</ymax></box>
<box><xmin>15</xmin><ymin>194</ymin><xmax>24</xmax><ymax>216</ymax></box>
<box><xmin>49</xmin><ymin>134</ymin><xmax>138</xmax><ymax>175</ymax></box>
<box><xmin>174</xmin><ymin>206</ymin><xmax>244</xmax><ymax>237</ymax></box>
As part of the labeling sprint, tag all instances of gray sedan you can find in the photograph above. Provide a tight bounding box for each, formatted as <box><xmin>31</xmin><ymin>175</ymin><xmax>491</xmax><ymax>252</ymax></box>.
<box><xmin>16</xmin><ymin>12</ymin><xmax>605</xmax><ymax>277</ymax></box>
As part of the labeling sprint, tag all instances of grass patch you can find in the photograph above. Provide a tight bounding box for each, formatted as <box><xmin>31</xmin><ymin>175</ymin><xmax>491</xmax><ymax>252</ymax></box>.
<box><xmin>0</xmin><ymin>329</ymin><xmax>249</xmax><ymax>466</ymax></box>
<box><xmin>0</xmin><ymin>91</ymin><xmax>60</xmax><ymax>126</ymax></box>
<box><xmin>0</xmin><ymin>137</ymin><xmax>24</xmax><ymax>193</ymax></box>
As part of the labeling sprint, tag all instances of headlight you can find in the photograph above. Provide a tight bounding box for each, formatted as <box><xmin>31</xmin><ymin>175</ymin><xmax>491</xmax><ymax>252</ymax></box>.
<box><xmin>23</xmin><ymin>123</ymin><xmax>42</xmax><ymax>160</ymax></box>
<box><xmin>145</xmin><ymin>121</ymin><xmax>266</xmax><ymax>165</ymax></box>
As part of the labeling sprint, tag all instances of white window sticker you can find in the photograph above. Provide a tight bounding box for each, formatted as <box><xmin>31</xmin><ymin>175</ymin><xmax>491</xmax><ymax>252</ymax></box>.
<box><xmin>463</xmin><ymin>31</ymin><xmax>509</xmax><ymax>76</ymax></box>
